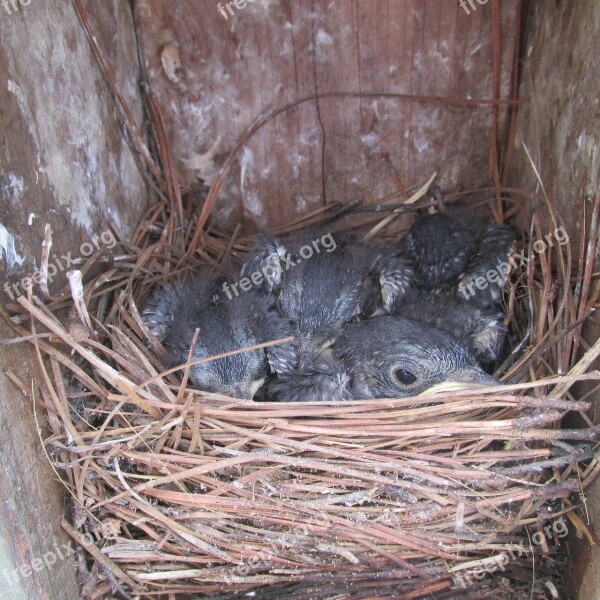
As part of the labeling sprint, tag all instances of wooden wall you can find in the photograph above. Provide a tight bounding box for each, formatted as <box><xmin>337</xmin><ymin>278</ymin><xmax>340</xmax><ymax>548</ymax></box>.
<box><xmin>133</xmin><ymin>0</ymin><xmax>520</xmax><ymax>232</ymax></box>
<box><xmin>0</xmin><ymin>1</ymin><xmax>147</xmax><ymax>597</ymax></box>
<box><xmin>508</xmin><ymin>2</ymin><xmax>600</xmax><ymax>598</ymax></box>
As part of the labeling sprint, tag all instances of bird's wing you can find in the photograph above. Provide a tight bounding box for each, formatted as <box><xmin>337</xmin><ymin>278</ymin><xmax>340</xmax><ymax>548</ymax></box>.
<box><xmin>459</xmin><ymin>223</ymin><xmax>516</xmax><ymax>305</ymax></box>
<box><xmin>241</xmin><ymin>233</ymin><xmax>288</xmax><ymax>292</ymax></box>
<box><xmin>390</xmin><ymin>289</ymin><xmax>506</xmax><ymax>362</ymax></box>
<box><xmin>267</xmin><ymin>359</ymin><xmax>352</xmax><ymax>402</ymax></box>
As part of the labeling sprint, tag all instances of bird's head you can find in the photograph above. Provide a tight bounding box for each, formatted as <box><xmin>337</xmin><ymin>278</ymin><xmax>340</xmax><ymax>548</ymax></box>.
<box><xmin>186</xmin><ymin>339</ymin><xmax>268</xmax><ymax>399</ymax></box>
<box><xmin>334</xmin><ymin>316</ymin><xmax>498</xmax><ymax>399</ymax></box>
<box><xmin>155</xmin><ymin>284</ymin><xmax>271</xmax><ymax>399</ymax></box>
<box><xmin>183</xmin><ymin>301</ymin><xmax>267</xmax><ymax>399</ymax></box>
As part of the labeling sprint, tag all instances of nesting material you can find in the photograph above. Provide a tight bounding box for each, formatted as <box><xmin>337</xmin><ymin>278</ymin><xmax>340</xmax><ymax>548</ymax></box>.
<box><xmin>3</xmin><ymin>182</ymin><xmax>600</xmax><ymax>600</ymax></box>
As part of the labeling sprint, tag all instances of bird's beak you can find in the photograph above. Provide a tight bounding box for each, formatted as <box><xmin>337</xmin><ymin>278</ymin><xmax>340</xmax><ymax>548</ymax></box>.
<box><xmin>230</xmin><ymin>378</ymin><xmax>266</xmax><ymax>399</ymax></box>
<box><xmin>249</xmin><ymin>378</ymin><xmax>266</xmax><ymax>398</ymax></box>
<box><xmin>419</xmin><ymin>370</ymin><xmax>500</xmax><ymax>396</ymax></box>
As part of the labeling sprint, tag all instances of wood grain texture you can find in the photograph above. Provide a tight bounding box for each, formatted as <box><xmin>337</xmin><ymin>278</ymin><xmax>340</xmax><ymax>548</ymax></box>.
<box><xmin>0</xmin><ymin>321</ymin><xmax>82</xmax><ymax>600</ymax></box>
<box><xmin>133</xmin><ymin>0</ymin><xmax>520</xmax><ymax>233</ymax></box>
<box><xmin>0</xmin><ymin>1</ymin><xmax>148</xmax><ymax>598</ymax></box>
<box><xmin>508</xmin><ymin>2</ymin><xmax>600</xmax><ymax>598</ymax></box>
<box><xmin>0</xmin><ymin>0</ymin><xmax>147</xmax><ymax>290</ymax></box>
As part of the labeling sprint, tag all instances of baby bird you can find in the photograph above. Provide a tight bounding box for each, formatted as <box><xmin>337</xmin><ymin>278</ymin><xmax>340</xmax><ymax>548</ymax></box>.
<box><xmin>266</xmin><ymin>358</ymin><xmax>353</xmax><ymax>403</ymax></box>
<box><xmin>336</xmin><ymin>316</ymin><xmax>498</xmax><ymax>398</ymax></box>
<box><xmin>389</xmin><ymin>288</ymin><xmax>507</xmax><ymax>364</ymax></box>
<box><xmin>275</xmin><ymin>233</ymin><xmax>371</xmax><ymax>370</ymax></box>
<box><xmin>401</xmin><ymin>210</ymin><xmax>514</xmax><ymax>306</ymax></box>
<box><xmin>242</xmin><ymin>232</ymin><xmax>413</xmax><ymax>373</ymax></box>
<box><xmin>268</xmin><ymin>315</ymin><xmax>497</xmax><ymax>401</ymax></box>
<box><xmin>458</xmin><ymin>222</ymin><xmax>516</xmax><ymax>305</ymax></box>
<box><xmin>142</xmin><ymin>272</ymin><xmax>290</xmax><ymax>399</ymax></box>
<box><xmin>401</xmin><ymin>211</ymin><xmax>474</xmax><ymax>290</ymax></box>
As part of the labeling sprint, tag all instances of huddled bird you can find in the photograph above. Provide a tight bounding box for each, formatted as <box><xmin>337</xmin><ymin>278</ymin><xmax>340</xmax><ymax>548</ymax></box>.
<box><xmin>141</xmin><ymin>188</ymin><xmax>514</xmax><ymax>401</ymax></box>
<box><xmin>389</xmin><ymin>288</ymin><xmax>506</xmax><ymax>364</ymax></box>
<box><xmin>268</xmin><ymin>315</ymin><xmax>497</xmax><ymax>402</ymax></box>
<box><xmin>266</xmin><ymin>357</ymin><xmax>354</xmax><ymax>403</ymax></box>
<box><xmin>241</xmin><ymin>232</ymin><xmax>413</xmax><ymax>373</ymax></box>
<box><xmin>142</xmin><ymin>270</ymin><xmax>292</xmax><ymax>399</ymax></box>
<box><xmin>400</xmin><ymin>207</ymin><xmax>515</xmax><ymax>307</ymax></box>
<box><xmin>337</xmin><ymin>316</ymin><xmax>499</xmax><ymax>397</ymax></box>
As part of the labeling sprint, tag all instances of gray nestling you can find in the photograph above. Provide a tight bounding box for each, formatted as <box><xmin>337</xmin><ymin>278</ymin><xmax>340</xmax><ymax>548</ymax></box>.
<box><xmin>401</xmin><ymin>212</ymin><xmax>475</xmax><ymax>290</ymax></box>
<box><xmin>458</xmin><ymin>222</ymin><xmax>516</xmax><ymax>305</ymax></box>
<box><xmin>335</xmin><ymin>316</ymin><xmax>498</xmax><ymax>398</ymax></box>
<box><xmin>401</xmin><ymin>211</ymin><xmax>514</xmax><ymax>306</ymax></box>
<box><xmin>142</xmin><ymin>271</ymin><xmax>290</xmax><ymax>399</ymax></box>
<box><xmin>268</xmin><ymin>315</ymin><xmax>497</xmax><ymax>402</ymax></box>
<box><xmin>369</xmin><ymin>243</ymin><xmax>415</xmax><ymax>313</ymax></box>
<box><xmin>389</xmin><ymin>288</ymin><xmax>507</xmax><ymax>364</ymax></box>
<box><xmin>268</xmin><ymin>358</ymin><xmax>353</xmax><ymax>402</ymax></box>
<box><xmin>240</xmin><ymin>233</ymin><xmax>288</xmax><ymax>292</ymax></box>
<box><xmin>242</xmin><ymin>232</ymin><xmax>413</xmax><ymax>373</ymax></box>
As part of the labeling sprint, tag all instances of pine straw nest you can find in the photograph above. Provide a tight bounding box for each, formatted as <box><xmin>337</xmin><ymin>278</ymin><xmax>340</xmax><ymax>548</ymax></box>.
<box><xmin>1</xmin><ymin>181</ymin><xmax>599</xmax><ymax>600</ymax></box>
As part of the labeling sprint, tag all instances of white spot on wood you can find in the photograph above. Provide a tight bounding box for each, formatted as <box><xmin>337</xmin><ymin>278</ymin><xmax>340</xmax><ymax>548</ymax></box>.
<box><xmin>181</xmin><ymin>99</ymin><xmax>215</xmax><ymax>137</ymax></box>
<box><xmin>371</xmin><ymin>100</ymin><xmax>380</xmax><ymax>120</ymax></box>
<box><xmin>180</xmin><ymin>137</ymin><xmax>221</xmax><ymax>184</ymax></box>
<box><xmin>576</xmin><ymin>131</ymin><xmax>599</xmax><ymax>197</ymax></box>
<box><xmin>7</xmin><ymin>80</ymin><xmax>38</xmax><ymax>152</ymax></box>
<box><xmin>315</xmin><ymin>29</ymin><xmax>334</xmax><ymax>46</ymax></box>
<box><xmin>245</xmin><ymin>191</ymin><xmax>264</xmax><ymax>220</ymax></box>
<box><xmin>0</xmin><ymin>223</ymin><xmax>25</xmax><ymax>274</ymax></box>
<box><xmin>414</xmin><ymin>138</ymin><xmax>429</xmax><ymax>153</ymax></box>
<box><xmin>258</xmin><ymin>0</ymin><xmax>279</xmax><ymax>12</ymax></box>
<box><xmin>361</xmin><ymin>132</ymin><xmax>380</xmax><ymax>150</ymax></box>
<box><xmin>577</xmin><ymin>131</ymin><xmax>597</xmax><ymax>158</ymax></box>
<box><xmin>295</xmin><ymin>195</ymin><xmax>307</xmax><ymax>213</ymax></box>
<box><xmin>161</xmin><ymin>42</ymin><xmax>184</xmax><ymax>85</ymax></box>
<box><xmin>431</xmin><ymin>50</ymin><xmax>450</xmax><ymax>66</ymax></box>
<box><xmin>470</xmin><ymin>43</ymin><xmax>483</xmax><ymax>56</ymax></box>
<box><xmin>300</xmin><ymin>129</ymin><xmax>320</xmax><ymax>148</ymax></box>
<box><xmin>279</xmin><ymin>40</ymin><xmax>292</xmax><ymax>57</ymax></box>
<box><xmin>2</xmin><ymin>172</ymin><xmax>25</xmax><ymax>202</ymax></box>
<box><xmin>239</xmin><ymin>146</ymin><xmax>255</xmax><ymax>191</ymax></box>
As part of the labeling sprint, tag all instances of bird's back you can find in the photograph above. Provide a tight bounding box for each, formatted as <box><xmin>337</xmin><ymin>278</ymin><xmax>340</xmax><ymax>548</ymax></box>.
<box><xmin>279</xmin><ymin>241</ymin><xmax>367</xmax><ymax>335</ymax></box>
<box><xmin>401</xmin><ymin>212</ymin><xmax>475</xmax><ymax>289</ymax></box>
<box><xmin>389</xmin><ymin>288</ymin><xmax>506</xmax><ymax>363</ymax></box>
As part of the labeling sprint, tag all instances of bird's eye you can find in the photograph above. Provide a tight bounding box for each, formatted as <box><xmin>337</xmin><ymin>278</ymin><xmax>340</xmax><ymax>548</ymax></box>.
<box><xmin>394</xmin><ymin>368</ymin><xmax>417</xmax><ymax>385</ymax></box>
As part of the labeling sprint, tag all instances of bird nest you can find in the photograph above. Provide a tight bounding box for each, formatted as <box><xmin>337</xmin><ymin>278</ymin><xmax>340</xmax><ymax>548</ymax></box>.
<box><xmin>2</xmin><ymin>7</ymin><xmax>599</xmax><ymax>596</ymax></box>
<box><xmin>3</xmin><ymin>176</ymin><xmax>600</xmax><ymax>599</ymax></box>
